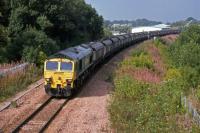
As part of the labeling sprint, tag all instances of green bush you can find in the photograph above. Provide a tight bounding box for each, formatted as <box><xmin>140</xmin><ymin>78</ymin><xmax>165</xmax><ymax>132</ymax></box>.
<box><xmin>169</xmin><ymin>43</ymin><xmax>200</xmax><ymax>68</ymax></box>
<box><xmin>180</xmin><ymin>67</ymin><xmax>200</xmax><ymax>89</ymax></box>
<box><xmin>178</xmin><ymin>25</ymin><xmax>200</xmax><ymax>45</ymax></box>
<box><xmin>131</xmin><ymin>48</ymin><xmax>148</xmax><ymax>57</ymax></box>
<box><xmin>122</xmin><ymin>52</ymin><xmax>154</xmax><ymax>70</ymax></box>
<box><xmin>196</xmin><ymin>86</ymin><xmax>200</xmax><ymax>101</ymax></box>
<box><xmin>114</xmin><ymin>76</ymin><xmax>149</xmax><ymax>99</ymax></box>
<box><xmin>133</xmin><ymin>54</ymin><xmax>153</xmax><ymax>69</ymax></box>
<box><xmin>165</xmin><ymin>68</ymin><xmax>181</xmax><ymax>80</ymax></box>
<box><xmin>154</xmin><ymin>38</ymin><xmax>166</xmax><ymax>46</ymax></box>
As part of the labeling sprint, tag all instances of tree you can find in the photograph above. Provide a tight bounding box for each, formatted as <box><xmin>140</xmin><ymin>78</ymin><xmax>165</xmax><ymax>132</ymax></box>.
<box><xmin>8</xmin><ymin>0</ymin><xmax>103</xmax><ymax>44</ymax></box>
<box><xmin>103</xmin><ymin>27</ymin><xmax>112</xmax><ymax>37</ymax></box>
<box><xmin>0</xmin><ymin>0</ymin><xmax>10</xmax><ymax>26</ymax></box>
<box><xmin>6</xmin><ymin>28</ymin><xmax>58</xmax><ymax>64</ymax></box>
<box><xmin>178</xmin><ymin>25</ymin><xmax>200</xmax><ymax>45</ymax></box>
<box><xmin>169</xmin><ymin>25</ymin><xmax>200</xmax><ymax>69</ymax></box>
<box><xmin>1</xmin><ymin>0</ymin><xmax>104</xmax><ymax>64</ymax></box>
<box><xmin>0</xmin><ymin>25</ymin><xmax>8</xmax><ymax>62</ymax></box>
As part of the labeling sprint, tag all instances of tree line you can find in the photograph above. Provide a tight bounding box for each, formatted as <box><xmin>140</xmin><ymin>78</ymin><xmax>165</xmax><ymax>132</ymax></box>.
<box><xmin>0</xmin><ymin>0</ymin><xmax>104</xmax><ymax>65</ymax></box>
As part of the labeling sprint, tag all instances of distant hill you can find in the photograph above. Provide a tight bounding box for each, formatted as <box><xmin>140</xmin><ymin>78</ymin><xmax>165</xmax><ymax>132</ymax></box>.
<box><xmin>170</xmin><ymin>17</ymin><xmax>200</xmax><ymax>27</ymax></box>
<box><xmin>105</xmin><ymin>19</ymin><xmax>162</xmax><ymax>27</ymax></box>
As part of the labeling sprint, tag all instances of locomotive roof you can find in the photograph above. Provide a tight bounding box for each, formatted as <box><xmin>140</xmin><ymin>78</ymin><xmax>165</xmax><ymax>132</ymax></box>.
<box><xmin>88</xmin><ymin>42</ymin><xmax>104</xmax><ymax>51</ymax></box>
<box><xmin>110</xmin><ymin>37</ymin><xmax>119</xmax><ymax>42</ymax></box>
<box><xmin>123</xmin><ymin>34</ymin><xmax>131</xmax><ymax>38</ymax></box>
<box><xmin>101</xmin><ymin>39</ymin><xmax>113</xmax><ymax>46</ymax></box>
<box><xmin>80</xmin><ymin>42</ymin><xmax>104</xmax><ymax>51</ymax></box>
<box><xmin>117</xmin><ymin>35</ymin><xmax>125</xmax><ymax>40</ymax></box>
<box><xmin>52</xmin><ymin>45</ymin><xmax>92</xmax><ymax>60</ymax></box>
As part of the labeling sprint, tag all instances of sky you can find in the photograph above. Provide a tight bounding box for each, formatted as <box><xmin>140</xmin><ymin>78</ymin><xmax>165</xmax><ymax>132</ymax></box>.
<box><xmin>85</xmin><ymin>0</ymin><xmax>200</xmax><ymax>23</ymax></box>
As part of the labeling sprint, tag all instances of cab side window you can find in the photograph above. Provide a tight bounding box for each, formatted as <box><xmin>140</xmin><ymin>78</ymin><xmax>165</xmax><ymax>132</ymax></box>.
<box><xmin>79</xmin><ymin>60</ymin><xmax>82</xmax><ymax>72</ymax></box>
<box><xmin>90</xmin><ymin>55</ymin><xmax>93</xmax><ymax>63</ymax></box>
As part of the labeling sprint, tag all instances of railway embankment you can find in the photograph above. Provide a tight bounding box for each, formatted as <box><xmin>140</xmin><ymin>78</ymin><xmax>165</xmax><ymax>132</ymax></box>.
<box><xmin>109</xmin><ymin>33</ymin><xmax>200</xmax><ymax>132</ymax></box>
<box><xmin>0</xmin><ymin>64</ymin><xmax>42</xmax><ymax>103</ymax></box>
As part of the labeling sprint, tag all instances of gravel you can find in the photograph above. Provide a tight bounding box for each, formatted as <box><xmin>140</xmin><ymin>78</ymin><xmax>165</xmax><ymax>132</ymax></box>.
<box><xmin>0</xmin><ymin>84</ymin><xmax>49</xmax><ymax>132</ymax></box>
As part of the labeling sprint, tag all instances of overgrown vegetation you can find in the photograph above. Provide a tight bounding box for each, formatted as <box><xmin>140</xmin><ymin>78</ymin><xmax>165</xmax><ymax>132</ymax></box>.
<box><xmin>122</xmin><ymin>51</ymin><xmax>154</xmax><ymax>70</ymax></box>
<box><xmin>0</xmin><ymin>64</ymin><xmax>42</xmax><ymax>102</ymax></box>
<box><xmin>0</xmin><ymin>0</ymin><xmax>104</xmax><ymax>65</ymax></box>
<box><xmin>109</xmin><ymin>25</ymin><xmax>200</xmax><ymax>132</ymax></box>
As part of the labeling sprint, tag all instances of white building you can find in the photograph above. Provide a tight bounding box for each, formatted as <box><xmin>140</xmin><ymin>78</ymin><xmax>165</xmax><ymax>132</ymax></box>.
<box><xmin>131</xmin><ymin>24</ymin><xmax>171</xmax><ymax>33</ymax></box>
<box><xmin>112</xmin><ymin>31</ymin><xmax>120</xmax><ymax>36</ymax></box>
<box><xmin>131</xmin><ymin>27</ymin><xmax>162</xmax><ymax>33</ymax></box>
<box><xmin>153</xmin><ymin>24</ymin><xmax>171</xmax><ymax>29</ymax></box>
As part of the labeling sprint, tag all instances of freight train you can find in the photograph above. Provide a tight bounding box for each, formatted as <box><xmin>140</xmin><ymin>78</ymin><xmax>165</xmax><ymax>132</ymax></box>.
<box><xmin>44</xmin><ymin>29</ymin><xmax>180</xmax><ymax>97</ymax></box>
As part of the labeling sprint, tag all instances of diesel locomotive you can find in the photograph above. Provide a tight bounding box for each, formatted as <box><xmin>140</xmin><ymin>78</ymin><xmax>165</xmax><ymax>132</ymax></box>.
<box><xmin>44</xmin><ymin>29</ymin><xmax>180</xmax><ymax>97</ymax></box>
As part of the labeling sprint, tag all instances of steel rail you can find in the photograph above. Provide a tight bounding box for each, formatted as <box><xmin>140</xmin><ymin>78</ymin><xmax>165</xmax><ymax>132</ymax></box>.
<box><xmin>12</xmin><ymin>97</ymin><xmax>53</xmax><ymax>133</ymax></box>
<box><xmin>39</xmin><ymin>99</ymin><xmax>69</xmax><ymax>133</ymax></box>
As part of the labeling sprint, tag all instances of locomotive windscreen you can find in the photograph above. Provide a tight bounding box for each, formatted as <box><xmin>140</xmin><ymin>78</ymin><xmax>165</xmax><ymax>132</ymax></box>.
<box><xmin>46</xmin><ymin>61</ymin><xmax>58</xmax><ymax>70</ymax></box>
<box><xmin>60</xmin><ymin>62</ymin><xmax>72</xmax><ymax>71</ymax></box>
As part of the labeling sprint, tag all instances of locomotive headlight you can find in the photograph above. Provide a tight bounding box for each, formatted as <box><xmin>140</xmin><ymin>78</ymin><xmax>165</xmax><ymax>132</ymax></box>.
<box><xmin>45</xmin><ymin>78</ymin><xmax>52</xmax><ymax>83</ymax></box>
<box><xmin>66</xmin><ymin>79</ymin><xmax>72</xmax><ymax>87</ymax></box>
<box><xmin>66</xmin><ymin>79</ymin><xmax>72</xmax><ymax>83</ymax></box>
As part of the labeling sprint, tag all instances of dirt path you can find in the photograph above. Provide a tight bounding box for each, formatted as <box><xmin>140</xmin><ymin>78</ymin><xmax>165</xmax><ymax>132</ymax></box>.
<box><xmin>45</xmin><ymin>44</ymin><xmax>138</xmax><ymax>133</ymax></box>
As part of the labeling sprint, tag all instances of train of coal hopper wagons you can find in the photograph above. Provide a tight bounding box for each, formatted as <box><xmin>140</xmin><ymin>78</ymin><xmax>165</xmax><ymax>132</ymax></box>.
<box><xmin>43</xmin><ymin>29</ymin><xmax>180</xmax><ymax>97</ymax></box>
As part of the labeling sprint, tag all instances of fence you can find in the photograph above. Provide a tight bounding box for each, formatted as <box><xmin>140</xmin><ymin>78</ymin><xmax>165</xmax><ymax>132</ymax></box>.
<box><xmin>181</xmin><ymin>94</ymin><xmax>200</xmax><ymax>125</ymax></box>
<box><xmin>0</xmin><ymin>63</ymin><xmax>29</xmax><ymax>77</ymax></box>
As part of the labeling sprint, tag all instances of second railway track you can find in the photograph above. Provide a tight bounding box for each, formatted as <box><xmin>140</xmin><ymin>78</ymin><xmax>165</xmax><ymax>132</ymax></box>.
<box><xmin>12</xmin><ymin>97</ymin><xmax>68</xmax><ymax>133</ymax></box>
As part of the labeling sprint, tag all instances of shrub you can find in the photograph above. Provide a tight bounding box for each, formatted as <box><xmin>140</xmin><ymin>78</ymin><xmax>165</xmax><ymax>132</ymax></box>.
<box><xmin>132</xmin><ymin>53</ymin><xmax>154</xmax><ymax>69</ymax></box>
<box><xmin>178</xmin><ymin>25</ymin><xmax>200</xmax><ymax>45</ymax></box>
<box><xmin>114</xmin><ymin>76</ymin><xmax>149</xmax><ymax>99</ymax></box>
<box><xmin>196</xmin><ymin>86</ymin><xmax>200</xmax><ymax>101</ymax></box>
<box><xmin>121</xmin><ymin>53</ymin><xmax>154</xmax><ymax>70</ymax></box>
<box><xmin>165</xmin><ymin>68</ymin><xmax>182</xmax><ymax>80</ymax></box>
<box><xmin>154</xmin><ymin>38</ymin><xmax>165</xmax><ymax>46</ymax></box>
<box><xmin>131</xmin><ymin>48</ymin><xmax>148</xmax><ymax>57</ymax></box>
<box><xmin>180</xmin><ymin>67</ymin><xmax>200</xmax><ymax>89</ymax></box>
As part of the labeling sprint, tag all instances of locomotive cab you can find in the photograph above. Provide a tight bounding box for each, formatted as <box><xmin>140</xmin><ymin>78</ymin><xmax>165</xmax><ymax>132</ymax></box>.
<box><xmin>44</xmin><ymin>58</ymin><xmax>76</xmax><ymax>97</ymax></box>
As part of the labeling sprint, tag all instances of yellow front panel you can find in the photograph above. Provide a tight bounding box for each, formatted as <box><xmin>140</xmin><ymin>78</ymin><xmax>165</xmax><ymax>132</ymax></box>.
<box><xmin>44</xmin><ymin>58</ymin><xmax>76</xmax><ymax>89</ymax></box>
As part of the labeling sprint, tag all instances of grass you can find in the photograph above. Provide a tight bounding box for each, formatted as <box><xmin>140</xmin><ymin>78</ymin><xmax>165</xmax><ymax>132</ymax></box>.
<box><xmin>0</xmin><ymin>64</ymin><xmax>42</xmax><ymax>102</ymax></box>
<box><xmin>109</xmin><ymin>40</ymin><xmax>200</xmax><ymax>132</ymax></box>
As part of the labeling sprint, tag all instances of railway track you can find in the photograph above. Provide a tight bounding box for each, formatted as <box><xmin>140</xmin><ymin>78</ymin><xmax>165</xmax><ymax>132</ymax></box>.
<box><xmin>0</xmin><ymin>79</ymin><xmax>44</xmax><ymax>112</ymax></box>
<box><xmin>12</xmin><ymin>97</ymin><xmax>68</xmax><ymax>133</ymax></box>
